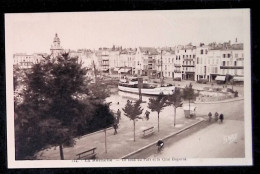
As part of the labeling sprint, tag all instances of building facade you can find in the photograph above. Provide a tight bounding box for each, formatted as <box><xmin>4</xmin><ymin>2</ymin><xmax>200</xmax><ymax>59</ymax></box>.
<box><xmin>181</xmin><ymin>44</ymin><xmax>196</xmax><ymax>81</ymax></box>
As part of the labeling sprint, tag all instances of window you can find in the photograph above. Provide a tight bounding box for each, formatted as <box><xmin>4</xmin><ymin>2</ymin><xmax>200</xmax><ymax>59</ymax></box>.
<box><xmin>223</xmin><ymin>61</ymin><xmax>225</xmax><ymax>66</ymax></box>
<box><xmin>201</xmin><ymin>49</ymin><xmax>203</xmax><ymax>54</ymax></box>
<box><xmin>197</xmin><ymin>58</ymin><xmax>199</xmax><ymax>64</ymax></box>
<box><xmin>223</xmin><ymin>54</ymin><xmax>225</xmax><ymax>58</ymax></box>
<box><xmin>227</xmin><ymin>61</ymin><xmax>229</xmax><ymax>66</ymax></box>
<box><xmin>206</xmin><ymin>50</ymin><xmax>208</xmax><ymax>54</ymax></box>
<box><xmin>228</xmin><ymin>54</ymin><xmax>231</xmax><ymax>58</ymax></box>
<box><xmin>234</xmin><ymin>61</ymin><xmax>237</xmax><ymax>66</ymax></box>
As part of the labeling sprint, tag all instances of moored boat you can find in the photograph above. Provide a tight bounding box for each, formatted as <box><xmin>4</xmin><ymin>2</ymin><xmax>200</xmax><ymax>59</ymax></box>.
<box><xmin>118</xmin><ymin>77</ymin><xmax>175</xmax><ymax>95</ymax></box>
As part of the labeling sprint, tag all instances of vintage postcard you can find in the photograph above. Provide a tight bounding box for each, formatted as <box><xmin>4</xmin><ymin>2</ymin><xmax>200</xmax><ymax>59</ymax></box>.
<box><xmin>5</xmin><ymin>9</ymin><xmax>252</xmax><ymax>168</ymax></box>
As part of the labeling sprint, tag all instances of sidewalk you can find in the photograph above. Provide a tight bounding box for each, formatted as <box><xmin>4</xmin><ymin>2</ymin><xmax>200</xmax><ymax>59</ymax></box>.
<box><xmin>36</xmin><ymin>109</ymin><xmax>203</xmax><ymax>160</ymax></box>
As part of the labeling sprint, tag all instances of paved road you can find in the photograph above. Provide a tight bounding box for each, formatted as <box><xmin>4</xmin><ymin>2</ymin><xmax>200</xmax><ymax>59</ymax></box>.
<box><xmin>148</xmin><ymin>100</ymin><xmax>245</xmax><ymax>158</ymax></box>
<box><xmin>146</xmin><ymin>100</ymin><xmax>245</xmax><ymax>158</ymax></box>
<box><xmin>150</xmin><ymin>120</ymin><xmax>244</xmax><ymax>158</ymax></box>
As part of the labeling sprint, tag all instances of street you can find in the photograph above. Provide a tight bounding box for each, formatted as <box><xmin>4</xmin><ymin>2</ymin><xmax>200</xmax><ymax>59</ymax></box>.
<box><xmin>149</xmin><ymin>100</ymin><xmax>244</xmax><ymax>158</ymax></box>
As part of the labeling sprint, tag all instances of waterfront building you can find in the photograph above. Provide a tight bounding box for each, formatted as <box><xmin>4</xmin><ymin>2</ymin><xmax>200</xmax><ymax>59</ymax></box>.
<box><xmin>96</xmin><ymin>48</ymin><xmax>110</xmax><ymax>73</ymax></box>
<box><xmin>181</xmin><ymin>43</ymin><xmax>196</xmax><ymax>81</ymax></box>
<box><xmin>135</xmin><ymin>47</ymin><xmax>159</xmax><ymax>77</ymax></box>
<box><xmin>195</xmin><ymin>43</ymin><xmax>211</xmax><ymax>81</ymax></box>
<box><xmin>173</xmin><ymin>45</ymin><xmax>184</xmax><ymax>80</ymax></box>
<box><xmin>218</xmin><ymin>41</ymin><xmax>244</xmax><ymax>82</ymax></box>
<box><xmin>160</xmin><ymin>48</ymin><xmax>175</xmax><ymax>78</ymax></box>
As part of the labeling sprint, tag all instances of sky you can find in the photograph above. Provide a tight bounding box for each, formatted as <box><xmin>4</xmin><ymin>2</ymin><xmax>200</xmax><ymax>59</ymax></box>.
<box><xmin>5</xmin><ymin>9</ymin><xmax>249</xmax><ymax>55</ymax></box>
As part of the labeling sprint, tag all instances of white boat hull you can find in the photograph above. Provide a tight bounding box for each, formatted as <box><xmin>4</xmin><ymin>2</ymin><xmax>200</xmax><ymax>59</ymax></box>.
<box><xmin>118</xmin><ymin>85</ymin><xmax>175</xmax><ymax>95</ymax></box>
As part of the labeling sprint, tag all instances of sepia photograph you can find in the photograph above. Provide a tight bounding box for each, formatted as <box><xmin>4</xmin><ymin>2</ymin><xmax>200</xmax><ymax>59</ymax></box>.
<box><xmin>5</xmin><ymin>9</ymin><xmax>252</xmax><ymax>168</ymax></box>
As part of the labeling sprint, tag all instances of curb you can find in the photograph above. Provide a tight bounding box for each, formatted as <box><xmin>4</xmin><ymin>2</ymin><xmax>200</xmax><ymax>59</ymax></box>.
<box><xmin>194</xmin><ymin>97</ymin><xmax>244</xmax><ymax>104</ymax></box>
<box><xmin>121</xmin><ymin>118</ymin><xmax>205</xmax><ymax>159</ymax></box>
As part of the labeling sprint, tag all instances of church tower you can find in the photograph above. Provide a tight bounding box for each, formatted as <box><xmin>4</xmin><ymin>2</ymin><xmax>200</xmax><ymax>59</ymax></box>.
<box><xmin>50</xmin><ymin>33</ymin><xmax>63</xmax><ymax>57</ymax></box>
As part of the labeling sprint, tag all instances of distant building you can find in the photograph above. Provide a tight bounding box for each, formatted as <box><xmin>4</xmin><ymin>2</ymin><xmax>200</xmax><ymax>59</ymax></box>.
<box><xmin>160</xmin><ymin>49</ymin><xmax>175</xmax><ymax>78</ymax></box>
<box><xmin>181</xmin><ymin>43</ymin><xmax>196</xmax><ymax>81</ymax></box>
<box><xmin>174</xmin><ymin>45</ymin><xmax>184</xmax><ymax>79</ymax></box>
<box><xmin>13</xmin><ymin>53</ymin><xmax>46</xmax><ymax>69</ymax></box>
<box><xmin>135</xmin><ymin>47</ymin><xmax>159</xmax><ymax>77</ymax></box>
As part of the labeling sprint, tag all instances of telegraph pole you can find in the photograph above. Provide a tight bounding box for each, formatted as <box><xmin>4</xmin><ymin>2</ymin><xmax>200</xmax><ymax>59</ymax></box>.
<box><xmin>160</xmin><ymin>50</ymin><xmax>163</xmax><ymax>86</ymax></box>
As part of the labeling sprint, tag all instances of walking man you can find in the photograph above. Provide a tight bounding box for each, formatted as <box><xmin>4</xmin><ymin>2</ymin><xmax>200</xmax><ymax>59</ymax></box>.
<box><xmin>145</xmin><ymin>110</ymin><xmax>150</xmax><ymax>120</ymax></box>
<box><xmin>208</xmin><ymin>112</ymin><xmax>212</xmax><ymax>122</ymax></box>
<box><xmin>219</xmin><ymin>113</ymin><xmax>224</xmax><ymax>123</ymax></box>
<box><xmin>113</xmin><ymin>123</ymin><xmax>118</xmax><ymax>135</ymax></box>
<box><xmin>117</xmin><ymin>109</ymin><xmax>121</xmax><ymax>120</ymax></box>
<box><xmin>215</xmin><ymin>112</ymin><xmax>219</xmax><ymax>122</ymax></box>
<box><xmin>157</xmin><ymin>139</ymin><xmax>164</xmax><ymax>152</ymax></box>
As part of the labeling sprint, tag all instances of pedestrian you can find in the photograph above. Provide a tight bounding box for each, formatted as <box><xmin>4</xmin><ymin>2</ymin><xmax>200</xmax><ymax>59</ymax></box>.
<box><xmin>157</xmin><ymin>139</ymin><xmax>164</xmax><ymax>152</ymax></box>
<box><xmin>145</xmin><ymin>110</ymin><xmax>150</xmax><ymax>120</ymax></box>
<box><xmin>208</xmin><ymin>112</ymin><xmax>212</xmax><ymax>122</ymax></box>
<box><xmin>113</xmin><ymin>123</ymin><xmax>118</xmax><ymax>135</ymax></box>
<box><xmin>117</xmin><ymin>109</ymin><xmax>121</xmax><ymax>120</ymax></box>
<box><xmin>219</xmin><ymin>113</ymin><xmax>224</xmax><ymax>123</ymax></box>
<box><xmin>214</xmin><ymin>112</ymin><xmax>219</xmax><ymax>122</ymax></box>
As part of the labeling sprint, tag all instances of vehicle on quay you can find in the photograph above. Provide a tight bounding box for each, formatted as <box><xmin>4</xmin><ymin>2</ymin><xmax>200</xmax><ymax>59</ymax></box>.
<box><xmin>118</xmin><ymin>77</ymin><xmax>175</xmax><ymax>95</ymax></box>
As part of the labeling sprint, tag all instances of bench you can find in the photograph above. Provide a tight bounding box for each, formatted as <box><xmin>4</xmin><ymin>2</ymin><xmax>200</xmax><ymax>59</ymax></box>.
<box><xmin>142</xmin><ymin>126</ymin><xmax>154</xmax><ymax>137</ymax></box>
<box><xmin>76</xmin><ymin>147</ymin><xmax>97</xmax><ymax>160</ymax></box>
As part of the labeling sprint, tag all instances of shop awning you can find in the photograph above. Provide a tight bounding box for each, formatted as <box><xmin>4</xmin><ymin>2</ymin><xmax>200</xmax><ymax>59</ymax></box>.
<box><xmin>215</xmin><ymin>76</ymin><xmax>226</xmax><ymax>81</ymax></box>
<box><xmin>233</xmin><ymin>76</ymin><xmax>244</xmax><ymax>81</ymax></box>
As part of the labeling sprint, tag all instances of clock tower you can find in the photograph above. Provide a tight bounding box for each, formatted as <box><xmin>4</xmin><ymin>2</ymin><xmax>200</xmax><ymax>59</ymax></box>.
<box><xmin>50</xmin><ymin>33</ymin><xmax>63</xmax><ymax>57</ymax></box>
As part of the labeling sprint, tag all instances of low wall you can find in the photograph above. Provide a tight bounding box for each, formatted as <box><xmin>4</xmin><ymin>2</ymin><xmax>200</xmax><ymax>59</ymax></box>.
<box><xmin>196</xmin><ymin>95</ymin><xmax>234</xmax><ymax>102</ymax></box>
<box><xmin>121</xmin><ymin>119</ymin><xmax>206</xmax><ymax>159</ymax></box>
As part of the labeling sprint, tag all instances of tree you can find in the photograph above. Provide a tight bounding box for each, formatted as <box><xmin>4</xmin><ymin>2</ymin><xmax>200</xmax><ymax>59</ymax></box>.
<box><xmin>148</xmin><ymin>93</ymin><xmax>167</xmax><ymax>132</ymax></box>
<box><xmin>15</xmin><ymin>53</ymin><xmax>92</xmax><ymax>160</ymax></box>
<box><xmin>122</xmin><ymin>100</ymin><xmax>143</xmax><ymax>142</ymax></box>
<box><xmin>88</xmin><ymin>77</ymin><xmax>110</xmax><ymax>104</ymax></box>
<box><xmin>166</xmin><ymin>88</ymin><xmax>183</xmax><ymax>127</ymax></box>
<box><xmin>182</xmin><ymin>83</ymin><xmax>196</xmax><ymax>114</ymax></box>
